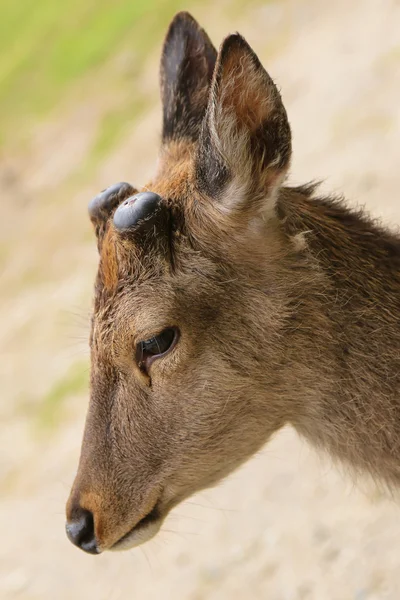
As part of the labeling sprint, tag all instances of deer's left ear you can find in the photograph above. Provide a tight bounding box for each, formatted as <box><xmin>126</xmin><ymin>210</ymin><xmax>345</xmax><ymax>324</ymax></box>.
<box><xmin>160</xmin><ymin>12</ymin><xmax>217</xmax><ymax>142</ymax></box>
<box><xmin>196</xmin><ymin>34</ymin><xmax>291</xmax><ymax>216</ymax></box>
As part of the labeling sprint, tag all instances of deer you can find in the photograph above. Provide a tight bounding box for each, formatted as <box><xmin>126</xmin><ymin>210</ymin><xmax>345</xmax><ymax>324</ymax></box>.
<box><xmin>65</xmin><ymin>12</ymin><xmax>400</xmax><ymax>555</ymax></box>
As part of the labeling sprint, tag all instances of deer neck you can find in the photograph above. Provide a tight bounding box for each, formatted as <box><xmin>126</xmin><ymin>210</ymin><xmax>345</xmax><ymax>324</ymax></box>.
<box><xmin>276</xmin><ymin>185</ymin><xmax>400</xmax><ymax>485</ymax></box>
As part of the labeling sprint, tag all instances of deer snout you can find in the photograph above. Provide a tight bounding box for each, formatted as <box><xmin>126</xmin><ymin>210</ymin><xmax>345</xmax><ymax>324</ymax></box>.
<box><xmin>66</xmin><ymin>478</ymin><xmax>164</xmax><ymax>552</ymax></box>
<box><xmin>66</xmin><ymin>502</ymin><xmax>100</xmax><ymax>555</ymax></box>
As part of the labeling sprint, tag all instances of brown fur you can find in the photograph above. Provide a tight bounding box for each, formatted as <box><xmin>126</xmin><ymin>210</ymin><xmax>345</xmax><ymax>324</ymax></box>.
<box><xmin>99</xmin><ymin>227</ymin><xmax>119</xmax><ymax>292</ymax></box>
<box><xmin>66</xmin><ymin>12</ymin><xmax>400</xmax><ymax>553</ymax></box>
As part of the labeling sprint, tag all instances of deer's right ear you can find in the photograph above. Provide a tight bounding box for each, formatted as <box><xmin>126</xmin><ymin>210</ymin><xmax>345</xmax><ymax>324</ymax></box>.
<box><xmin>160</xmin><ymin>12</ymin><xmax>217</xmax><ymax>142</ymax></box>
<box><xmin>88</xmin><ymin>182</ymin><xmax>138</xmax><ymax>248</ymax></box>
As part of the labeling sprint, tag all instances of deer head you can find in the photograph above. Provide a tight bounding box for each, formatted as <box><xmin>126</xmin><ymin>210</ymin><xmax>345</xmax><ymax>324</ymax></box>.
<box><xmin>66</xmin><ymin>11</ymin><xmax>297</xmax><ymax>554</ymax></box>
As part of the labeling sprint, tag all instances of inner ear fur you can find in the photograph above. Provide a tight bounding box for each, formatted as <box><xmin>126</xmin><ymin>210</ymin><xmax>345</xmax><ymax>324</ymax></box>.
<box><xmin>196</xmin><ymin>34</ymin><xmax>292</xmax><ymax>213</ymax></box>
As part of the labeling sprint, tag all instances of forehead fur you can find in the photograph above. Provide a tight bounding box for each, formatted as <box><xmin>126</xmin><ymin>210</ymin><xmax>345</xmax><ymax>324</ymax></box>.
<box><xmin>96</xmin><ymin>142</ymin><xmax>198</xmax><ymax>299</ymax></box>
<box><xmin>100</xmin><ymin>226</ymin><xmax>119</xmax><ymax>292</ymax></box>
<box><xmin>154</xmin><ymin>139</ymin><xmax>196</xmax><ymax>197</ymax></box>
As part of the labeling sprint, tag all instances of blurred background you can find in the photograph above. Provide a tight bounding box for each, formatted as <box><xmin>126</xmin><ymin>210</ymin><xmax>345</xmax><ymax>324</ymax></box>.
<box><xmin>1</xmin><ymin>0</ymin><xmax>400</xmax><ymax>598</ymax></box>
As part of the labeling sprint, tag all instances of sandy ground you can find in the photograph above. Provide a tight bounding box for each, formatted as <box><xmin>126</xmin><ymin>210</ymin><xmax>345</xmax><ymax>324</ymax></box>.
<box><xmin>1</xmin><ymin>0</ymin><xmax>400</xmax><ymax>598</ymax></box>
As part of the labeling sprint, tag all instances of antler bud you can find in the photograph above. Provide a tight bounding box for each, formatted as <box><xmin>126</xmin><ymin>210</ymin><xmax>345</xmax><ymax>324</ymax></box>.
<box><xmin>88</xmin><ymin>182</ymin><xmax>137</xmax><ymax>224</ymax></box>
<box><xmin>113</xmin><ymin>192</ymin><xmax>164</xmax><ymax>233</ymax></box>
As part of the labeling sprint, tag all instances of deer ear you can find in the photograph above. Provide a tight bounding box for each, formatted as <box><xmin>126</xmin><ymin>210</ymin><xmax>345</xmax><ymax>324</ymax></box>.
<box><xmin>160</xmin><ymin>12</ymin><xmax>217</xmax><ymax>142</ymax></box>
<box><xmin>196</xmin><ymin>34</ymin><xmax>291</xmax><ymax>216</ymax></box>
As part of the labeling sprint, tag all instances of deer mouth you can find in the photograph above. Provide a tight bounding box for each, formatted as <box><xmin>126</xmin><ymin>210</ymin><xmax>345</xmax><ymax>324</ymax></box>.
<box><xmin>110</xmin><ymin>503</ymin><xmax>162</xmax><ymax>551</ymax></box>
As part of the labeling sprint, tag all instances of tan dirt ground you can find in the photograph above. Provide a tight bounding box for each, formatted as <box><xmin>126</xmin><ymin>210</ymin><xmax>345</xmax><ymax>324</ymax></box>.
<box><xmin>1</xmin><ymin>0</ymin><xmax>400</xmax><ymax>598</ymax></box>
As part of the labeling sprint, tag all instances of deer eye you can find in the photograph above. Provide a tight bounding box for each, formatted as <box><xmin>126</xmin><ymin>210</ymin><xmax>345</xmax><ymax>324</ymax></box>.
<box><xmin>136</xmin><ymin>327</ymin><xmax>178</xmax><ymax>372</ymax></box>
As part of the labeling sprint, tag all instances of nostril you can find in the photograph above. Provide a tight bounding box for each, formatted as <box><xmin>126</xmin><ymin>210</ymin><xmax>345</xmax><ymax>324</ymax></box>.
<box><xmin>66</xmin><ymin>508</ymin><xmax>99</xmax><ymax>555</ymax></box>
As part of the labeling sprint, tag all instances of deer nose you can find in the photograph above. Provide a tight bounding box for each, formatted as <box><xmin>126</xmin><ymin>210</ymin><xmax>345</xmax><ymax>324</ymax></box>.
<box><xmin>66</xmin><ymin>508</ymin><xmax>100</xmax><ymax>555</ymax></box>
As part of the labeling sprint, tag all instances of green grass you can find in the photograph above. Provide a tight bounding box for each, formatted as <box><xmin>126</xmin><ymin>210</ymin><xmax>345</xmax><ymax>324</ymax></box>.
<box><xmin>89</xmin><ymin>95</ymin><xmax>147</xmax><ymax>164</ymax></box>
<box><xmin>37</xmin><ymin>360</ymin><xmax>89</xmax><ymax>430</ymax></box>
<box><xmin>0</xmin><ymin>0</ymin><xmax>188</xmax><ymax>148</ymax></box>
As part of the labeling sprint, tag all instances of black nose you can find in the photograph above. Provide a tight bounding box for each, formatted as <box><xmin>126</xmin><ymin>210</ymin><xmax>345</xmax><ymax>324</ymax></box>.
<box><xmin>66</xmin><ymin>508</ymin><xmax>99</xmax><ymax>555</ymax></box>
